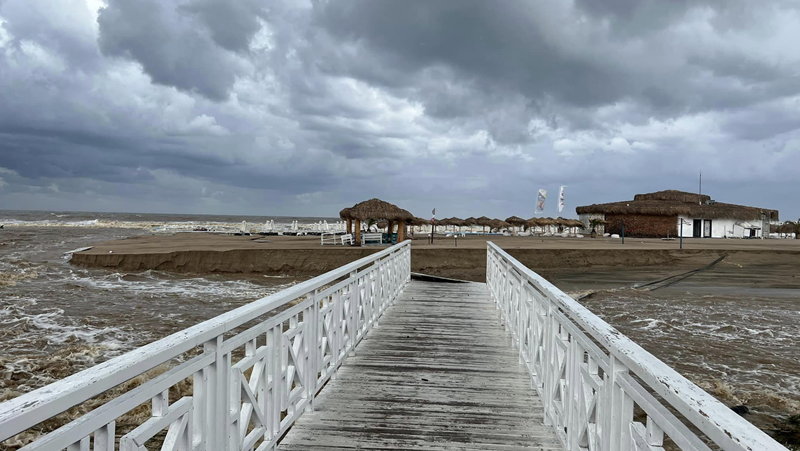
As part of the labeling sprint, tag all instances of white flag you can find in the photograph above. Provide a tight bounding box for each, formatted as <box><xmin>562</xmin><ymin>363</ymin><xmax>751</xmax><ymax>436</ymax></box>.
<box><xmin>558</xmin><ymin>186</ymin><xmax>565</xmax><ymax>213</ymax></box>
<box><xmin>535</xmin><ymin>189</ymin><xmax>547</xmax><ymax>214</ymax></box>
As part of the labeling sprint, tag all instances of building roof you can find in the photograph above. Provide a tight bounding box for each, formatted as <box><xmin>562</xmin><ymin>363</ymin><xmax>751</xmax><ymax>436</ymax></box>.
<box><xmin>576</xmin><ymin>190</ymin><xmax>779</xmax><ymax>221</ymax></box>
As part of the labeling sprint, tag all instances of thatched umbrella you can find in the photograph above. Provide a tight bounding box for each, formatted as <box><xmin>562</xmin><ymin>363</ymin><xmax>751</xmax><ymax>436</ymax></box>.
<box><xmin>434</xmin><ymin>217</ymin><xmax>450</xmax><ymax>233</ymax></box>
<box><xmin>345</xmin><ymin>198</ymin><xmax>414</xmax><ymax>244</ymax></box>
<box><xmin>569</xmin><ymin>219</ymin><xmax>585</xmax><ymax>229</ymax></box>
<box><xmin>464</xmin><ymin>217</ymin><xmax>478</xmax><ymax>233</ymax></box>
<box><xmin>476</xmin><ymin>216</ymin><xmax>493</xmax><ymax>234</ymax></box>
<box><xmin>536</xmin><ymin>217</ymin><xmax>556</xmax><ymax>235</ymax></box>
<box><xmin>450</xmin><ymin>217</ymin><xmax>465</xmax><ymax>233</ymax></box>
<box><xmin>526</xmin><ymin>217</ymin><xmax>542</xmax><ymax>235</ymax></box>
<box><xmin>339</xmin><ymin>207</ymin><xmax>353</xmax><ymax>234</ymax></box>
<box><xmin>408</xmin><ymin>217</ymin><xmax>429</xmax><ymax>226</ymax></box>
<box><xmin>505</xmin><ymin>216</ymin><xmax>526</xmax><ymax>236</ymax></box>
<box><xmin>492</xmin><ymin>219</ymin><xmax>510</xmax><ymax>232</ymax></box>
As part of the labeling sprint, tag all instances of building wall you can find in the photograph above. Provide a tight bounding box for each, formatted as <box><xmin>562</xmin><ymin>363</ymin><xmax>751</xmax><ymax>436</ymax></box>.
<box><xmin>676</xmin><ymin>216</ymin><xmax>755</xmax><ymax>238</ymax></box>
<box><xmin>604</xmin><ymin>214</ymin><xmax>677</xmax><ymax>238</ymax></box>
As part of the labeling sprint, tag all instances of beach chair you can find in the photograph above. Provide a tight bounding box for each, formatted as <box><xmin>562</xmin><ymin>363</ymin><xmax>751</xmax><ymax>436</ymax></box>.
<box><xmin>341</xmin><ymin>234</ymin><xmax>354</xmax><ymax>245</ymax></box>
<box><xmin>361</xmin><ymin>232</ymin><xmax>383</xmax><ymax>245</ymax></box>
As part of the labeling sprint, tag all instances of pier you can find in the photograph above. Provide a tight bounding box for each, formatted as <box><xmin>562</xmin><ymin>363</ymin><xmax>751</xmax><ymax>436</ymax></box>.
<box><xmin>0</xmin><ymin>241</ymin><xmax>788</xmax><ymax>450</ymax></box>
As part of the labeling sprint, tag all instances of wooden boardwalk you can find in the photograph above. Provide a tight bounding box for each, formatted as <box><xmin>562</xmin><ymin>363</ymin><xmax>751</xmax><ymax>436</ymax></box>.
<box><xmin>278</xmin><ymin>280</ymin><xmax>560</xmax><ymax>450</ymax></box>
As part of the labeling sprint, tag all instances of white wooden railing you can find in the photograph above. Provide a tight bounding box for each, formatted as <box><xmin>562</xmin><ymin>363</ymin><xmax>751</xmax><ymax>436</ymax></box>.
<box><xmin>0</xmin><ymin>241</ymin><xmax>410</xmax><ymax>451</ymax></box>
<box><xmin>486</xmin><ymin>242</ymin><xmax>787</xmax><ymax>451</ymax></box>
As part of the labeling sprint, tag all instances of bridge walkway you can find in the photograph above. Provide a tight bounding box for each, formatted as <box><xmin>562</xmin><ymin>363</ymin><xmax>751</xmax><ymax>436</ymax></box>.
<box><xmin>278</xmin><ymin>280</ymin><xmax>560</xmax><ymax>450</ymax></box>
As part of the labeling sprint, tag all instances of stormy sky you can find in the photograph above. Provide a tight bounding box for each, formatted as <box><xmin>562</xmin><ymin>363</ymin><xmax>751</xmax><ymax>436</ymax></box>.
<box><xmin>1</xmin><ymin>0</ymin><xmax>798</xmax><ymax>219</ymax></box>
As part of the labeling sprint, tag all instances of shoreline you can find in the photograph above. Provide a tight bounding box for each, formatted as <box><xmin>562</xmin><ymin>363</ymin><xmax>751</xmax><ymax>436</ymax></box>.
<box><xmin>69</xmin><ymin>233</ymin><xmax>800</xmax><ymax>284</ymax></box>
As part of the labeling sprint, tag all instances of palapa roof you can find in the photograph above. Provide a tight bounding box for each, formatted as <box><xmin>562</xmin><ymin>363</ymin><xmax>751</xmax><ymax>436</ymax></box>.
<box><xmin>339</xmin><ymin>207</ymin><xmax>352</xmax><ymax>221</ymax></box>
<box><xmin>450</xmin><ymin>217</ymin><xmax>466</xmax><ymax>226</ymax></box>
<box><xmin>505</xmin><ymin>216</ymin><xmax>526</xmax><ymax>226</ymax></box>
<box><xmin>408</xmin><ymin>217</ymin><xmax>430</xmax><ymax>226</ymax></box>
<box><xmin>344</xmin><ymin>198</ymin><xmax>414</xmax><ymax>222</ymax></box>
<box><xmin>568</xmin><ymin>219</ymin><xmax>585</xmax><ymax>228</ymax></box>
<box><xmin>526</xmin><ymin>217</ymin><xmax>543</xmax><ymax>227</ymax></box>
<box><xmin>555</xmin><ymin>217</ymin><xmax>573</xmax><ymax>226</ymax></box>
<box><xmin>576</xmin><ymin>190</ymin><xmax>779</xmax><ymax>221</ymax></box>
<box><xmin>476</xmin><ymin>216</ymin><xmax>493</xmax><ymax>226</ymax></box>
<box><xmin>464</xmin><ymin>217</ymin><xmax>478</xmax><ymax>225</ymax></box>
<box><xmin>492</xmin><ymin>219</ymin><xmax>510</xmax><ymax>229</ymax></box>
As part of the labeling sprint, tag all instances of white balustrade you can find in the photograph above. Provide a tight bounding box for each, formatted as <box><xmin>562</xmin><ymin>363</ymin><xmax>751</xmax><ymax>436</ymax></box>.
<box><xmin>486</xmin><ymin>241</ymin><xmax>787</xmax><ymax>451</ymax></box>
<box><xmin>0</xmin><ymin>241</ymin><xmax>411</xmax><ymax>451</ymax></box>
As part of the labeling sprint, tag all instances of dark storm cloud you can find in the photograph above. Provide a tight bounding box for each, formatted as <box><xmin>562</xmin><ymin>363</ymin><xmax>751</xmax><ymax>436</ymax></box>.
<box><xmin>313</xmin><ymin>1</ymin><xmax>627</xmax><ymax>111</ymax></box>
<box><xmin>1</xmin><ymin>0</ymin><xmax>799</xmax><ymax>218</ymax></box>
<box><xmin>181</xmin><ymin>0</ymin><xmax>266</xmax><ymax>53</ymax></box>
<box><xmin>97</xmin><ymin>0</ymin><xmax>248</xmax><ymax>100</ymax></box>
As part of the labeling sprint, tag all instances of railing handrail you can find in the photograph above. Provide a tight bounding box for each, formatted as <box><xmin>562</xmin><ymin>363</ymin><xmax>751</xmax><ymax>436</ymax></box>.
<box><xmin>0</xmin><ymin>240</ymin><xmax>410</xmax><ymax>443</ymax></box>
<box><xmin>486</xmin><ymin>241</ymin><xmax>786</xmax><ymax>451</ymax></box>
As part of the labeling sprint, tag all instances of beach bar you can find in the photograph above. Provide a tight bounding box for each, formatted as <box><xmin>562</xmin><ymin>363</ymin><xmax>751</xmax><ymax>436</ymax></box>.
<box><xmin>577</xmin><ymin>190</ymin><xmax>780</xmax><ymax>239</ymax></box>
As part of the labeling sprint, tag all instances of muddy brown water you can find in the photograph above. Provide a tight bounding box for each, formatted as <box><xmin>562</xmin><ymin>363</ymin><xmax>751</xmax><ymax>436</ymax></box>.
<box><xmin>551</xmin><ymin>263</ymin><xmax>800</xmax><ymax>440</ymax></box>
<box><xmin>1</xmin><ymin>222</ymin><xmax>798</xmax><ymax>448</ymax></box>
<box><xmin>0</xmin><ymin>227</ymin><xmax>302</xmax><ymax>447</ymax></box>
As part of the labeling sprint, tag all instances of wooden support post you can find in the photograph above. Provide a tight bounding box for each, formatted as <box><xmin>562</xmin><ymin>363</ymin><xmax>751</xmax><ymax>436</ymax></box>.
<box><xmin>397</xmin><ymin>220</ymin><xmax>406</xmax><ymax>242</ymax></box>
<box><xmin>354</xmin><ymin>219</ymin><xmax>362</xmax><ymax>245</ymax></box>
<box><xmin>386</xmin><ymin>220</ymin><xmax>394</xmax><ymax>242</ymax></box>
<box><xmin>346</xmin><ymin>218</ymin><xmax>352</xmax><ymax>235</ymax></box>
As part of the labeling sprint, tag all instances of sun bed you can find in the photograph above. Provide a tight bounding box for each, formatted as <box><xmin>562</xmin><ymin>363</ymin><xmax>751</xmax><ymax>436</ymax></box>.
<box><xmin>361</xmin><ymin>232</ymin><xmax>383</xmax><ymax>245</ymax></box>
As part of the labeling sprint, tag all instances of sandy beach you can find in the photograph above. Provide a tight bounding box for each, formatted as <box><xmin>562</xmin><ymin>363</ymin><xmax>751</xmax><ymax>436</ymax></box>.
<box><xmin>71</xmin><ymin>233</ymin><xmax>800</xmax><ymax>285</ymax></box>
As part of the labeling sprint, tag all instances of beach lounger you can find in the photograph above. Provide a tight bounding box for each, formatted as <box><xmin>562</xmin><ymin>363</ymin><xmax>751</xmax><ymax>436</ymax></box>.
<box><xmin>361</xmin><ymin>232</ymin><xmax>383</xmax><ymax>245</ymax></box>
<box><xmin>341</xmin><ymin>234</ymin><xmax>354</xmax><ymax>245</ymax></box>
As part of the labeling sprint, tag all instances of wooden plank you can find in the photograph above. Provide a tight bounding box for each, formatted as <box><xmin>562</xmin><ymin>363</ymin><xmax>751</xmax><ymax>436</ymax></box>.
<box><xmin>278</xmin><ymin>281</ymin><xmax>559</xmax><ymax>450</ymax></box>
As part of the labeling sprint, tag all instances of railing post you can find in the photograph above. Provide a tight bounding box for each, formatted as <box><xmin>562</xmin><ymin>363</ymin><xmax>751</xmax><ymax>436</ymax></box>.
<box><xmin>605</xmin><ymin>356</ymin><xmax>633</xmax><ymax>451</ymax></box>
<box><xmin>349</xmin><ymin>270</ymin><xmax>359</xmax><ymax>355</ymax></box>
<box><xmin>202</xmin><ymin>335</ymin><xmax>227</xmax><ymax>451</ymax></box>
<box><xmin>542</xmin><ymin>297</ymin><xmax>555</xmax><ymax>427</ymax></box>
<box><xmin>306</xmin><ymin>291</ymin><xmax>319</xmax><ymax>412</ymax></box>
<box><xmin>268</xmin><ymin>325</ymin><xmax>282</xmax><ymax>443</ymax></box>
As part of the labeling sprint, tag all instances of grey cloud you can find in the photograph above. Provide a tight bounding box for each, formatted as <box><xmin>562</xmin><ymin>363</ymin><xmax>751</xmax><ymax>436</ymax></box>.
<box><xmin>97</xmin><ymin>0</ymin><xmax>247</xmax><ymax>100</ymax></box>
<box><xmin>181</xmin><ymin>0</ymin><xmax>266</xmax><ymax>53</ymax></box>
<box><xmin>0</xmin><ymin>0</ymin><xmax>99</xmax><ymax>65</ymax></box>
<box><xmin>1</xmin><ymin>0</ymin><xmax>800</xmax><ymax>218</ymax></box>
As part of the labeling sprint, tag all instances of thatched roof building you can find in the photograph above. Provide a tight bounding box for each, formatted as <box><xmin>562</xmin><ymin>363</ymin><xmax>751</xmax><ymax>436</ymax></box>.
<box><xmin>576</xmin><ymin>190</ymin><xmax>778</xmax><ymax>221</ymax></box>
<box><xmin>576</xmin><ymin>190</ymin><xmax>778</xmax><ymax>238</ymax></box>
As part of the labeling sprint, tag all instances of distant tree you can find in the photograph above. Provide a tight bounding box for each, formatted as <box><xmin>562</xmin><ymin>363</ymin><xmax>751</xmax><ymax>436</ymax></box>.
<box><xmin>588</xmin><ymin>218</ymin><xmax>606</xmax><ymax>238</ymax></box>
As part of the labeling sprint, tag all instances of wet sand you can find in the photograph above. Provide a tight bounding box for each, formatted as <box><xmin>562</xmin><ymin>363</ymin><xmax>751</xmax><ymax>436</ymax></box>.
<box><xmin>72</xmin><ymin>233</ymin><xmax>800</xmax><ymax>284</ymax></box>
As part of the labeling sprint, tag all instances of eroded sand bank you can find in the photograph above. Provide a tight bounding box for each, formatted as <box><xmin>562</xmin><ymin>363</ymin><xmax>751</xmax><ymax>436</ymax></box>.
<box><xmin>70</xmin><ymin>233</ymin><xmax>800</xmax><ymax>283</ymax></box>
